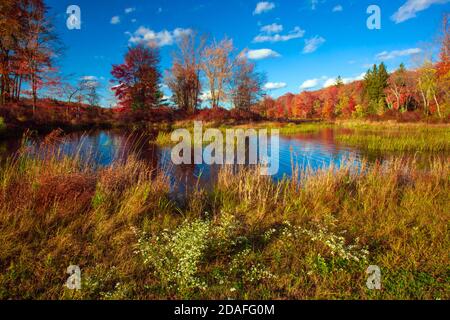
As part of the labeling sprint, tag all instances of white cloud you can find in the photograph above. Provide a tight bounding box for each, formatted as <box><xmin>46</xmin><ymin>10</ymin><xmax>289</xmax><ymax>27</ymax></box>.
<box><xmin>110</xmin><ymin>16</ymin><xmax>120</xmax><ymax>25</ymax></box>
<box><xmin>264</xmin><ymin>82</ymin><xmax>287</xmax><ymax>90</ymax></box>
<box><xmin>332</xmin><ymin>5</ymin><xmax>343</xmax><ymax>12</ymax></box>
<box><xmin>80</xmin><ymin>76</ymin><xmax>100</xmax><ymax>88</ymax></box>
<box><xmin>311</xmin><ymin>0</ymin><xmax>319</xmax><ymax>10</ymax></box>
<box><xmin>254</xmin><ymin>26</ymin><xmax>305</xmax><ymax>43</ymax></box>
<box><xmin>128</xmin><ymin>26</ymin><xmax>192</xmax><ymax>47</ymax></box>
<box><xmin>253</xmin><ymin>2</ymin><xmax>276</xmax><ymax>15</ymax></box>
<box><xmin>200</xmin><ymin>91</ymin><xmax>212</xmax><ymax>101</ymax></box>
<box><xmin>322</xmin><ymin>73</ymin><xmax>366</xmax><ymax>88</ymax></box>
<box><xmin>376</xmin><ymin>48</ymin><xmax>422</xmax><ymax>60</ymax></box>
<box><xmin>323</xmin><ymin>78</ymin><xmax>337</xmax><ymax>88</ymax></box>
<box><xmin>247</xmin><ymin>49</ymin><xmax>281</xmax><ymax>60</ymax></box>
<box><xmin>125</xmin><ymin>7</ymin><xmax>136</xmax><ymax>14</ymax></box>
<box><xmin>260</xmin><ymin>23</ymin><xmax>283</xmax><ymax>34</ymax></box>
<box><xmin>81</xmin><ymin>75</ymin><xmax>97</xmax><ymax>81</ymax></box>
<box><xmin>391</xmin><ymin>0</ymin><xmax>449</xmax><ymax>23</ymax></box>
<box><xmin>300</xmin><ymin>78</ymin><xmax>320</xmax><ymax>90</ymax></box>
<box><xmin>303</xmin><ymin>36</ymin><xmax>326</xmax><ymax>54</ymax></box>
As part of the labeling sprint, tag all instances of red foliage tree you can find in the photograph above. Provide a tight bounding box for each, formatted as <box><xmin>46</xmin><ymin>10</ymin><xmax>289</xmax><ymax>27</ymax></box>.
<box><xmin>0</xmin><ymin>0</ymin><xmax>60</xmax><ymax>108</ymax></box>
<box><xmin>320</xmin><ymin>86</ymin><xmax>339</xmax><ymax>119</ymax></box>
<box><xmin>293</xmin><ymin>91</ymin><xmax>315</xmax><ymax>118</ymax></box>
<box><xmin>111</xmin><ymin>44</ymin><xmax>162</xmax><ymax>110</ymax></box>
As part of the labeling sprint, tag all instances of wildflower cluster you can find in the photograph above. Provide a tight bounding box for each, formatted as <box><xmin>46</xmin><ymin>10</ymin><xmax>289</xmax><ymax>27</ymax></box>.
<box><xmin>136</xmin><ymin>219</ymin><xmax>210</xmax><ymax>293</ymax></box>
<box><xmin>302</xmin><ymin>225</ymin><xmax>369</xmax><ymax>263</ymax></box>
<box><xmin>230</xmin><ymin>249</ymin><xmax>276</xmax><ymax>284</ymax></box>
<box><xmin>280</xmin><ymin>220</ymin><xmax>369</xmax><ymax>263</ymax></box>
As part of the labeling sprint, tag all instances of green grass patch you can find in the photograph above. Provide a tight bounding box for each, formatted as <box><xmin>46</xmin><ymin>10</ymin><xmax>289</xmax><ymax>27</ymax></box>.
<box><xmin>277</xmin><ymin>123</ymin><xmax>334</xmax><ymax>135</ymax></box>
<box><xmin>336</xmin><ymin>131</ymin><xmax>450</xmax><ymax>152</ymax></box>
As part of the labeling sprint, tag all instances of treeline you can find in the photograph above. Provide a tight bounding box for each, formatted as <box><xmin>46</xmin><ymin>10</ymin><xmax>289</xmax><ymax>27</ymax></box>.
<box><xmin>0</xmin><ymin>0</ymin><xmax>61</xmax><ymax>109</ymax></box>
<box><xmin>255</xmin><ymin>16</ymin><xmax>449</xmax><ymax>121</ymax></box>
<box><xmin>0</xmin><ymin>0</ymin><xmax>103</xmax><ymax>111</ymax></box>
<box><xmin>110</xmin><ymin>34</ymin><xmax>266</xmax><ymax>114</ymax></box>
<box><xmin>1</xmin><ymin>1</ymin><xmax>448</xmax><ymax>123</ymax></box>
<box><xmin>111</xmin><ymin>15</ymin><xmax>449</xmax><ymax>121</ymax></box>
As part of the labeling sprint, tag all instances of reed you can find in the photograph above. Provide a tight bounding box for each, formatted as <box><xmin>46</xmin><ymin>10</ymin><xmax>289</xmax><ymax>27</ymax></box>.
<box><xmin>0</xmin><ymin>134</ymin><xmax>448</xmax><ymax>300</ymax></box>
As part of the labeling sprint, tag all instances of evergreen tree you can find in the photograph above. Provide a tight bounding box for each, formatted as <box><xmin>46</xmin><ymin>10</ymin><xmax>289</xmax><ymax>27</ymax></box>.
<box><xmin>363</xmin><ymin>63</ymin><xmax>389</xmax><ymax>113</ymax></box>
<box><xmin>335</xmin><ymin>76</ymin><xmax>344</xmax><ymax>87</ymax></box>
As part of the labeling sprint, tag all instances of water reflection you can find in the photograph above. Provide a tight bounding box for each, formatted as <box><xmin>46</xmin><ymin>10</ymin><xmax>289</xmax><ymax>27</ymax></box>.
<box><xmin>0</xmin><ymin>128</ymin><xmax>445</xmax><ymax>194</ymax></box>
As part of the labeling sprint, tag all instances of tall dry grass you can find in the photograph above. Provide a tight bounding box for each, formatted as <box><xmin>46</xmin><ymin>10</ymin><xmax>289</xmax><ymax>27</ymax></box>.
<box><xmin>0</xmin><ymin>134</ymin><xmax>172</xmax><ymax>299</ymax></box>
<box><xmin>0</xmin><ymin>132</ymin><xmax>448</xmax><ymax>299</ymax></box>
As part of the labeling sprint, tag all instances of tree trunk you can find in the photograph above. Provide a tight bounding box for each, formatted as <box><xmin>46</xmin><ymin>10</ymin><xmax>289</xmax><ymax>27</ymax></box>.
<box><xmin>433</xmin><ymin>94</ymin><xmax>442</xmax><ymax>118</ymax></box>
<box><xmin>420</xmin><ymin>90</ymin><xmax>429</xmax><ymax>116</ymax></box>
<box><xmin>17</xmin><ymin>76</ymin><xmax>22</xmax><ymax>100</ymax></box>
<box><xmin>32</xmin><ymin>76</ymin><xmax>37</xmax><ymax>113</ymax></box>
<box><xmin>0</xmin><ymin>74</ymin><xmax>4</xmax><ymax>105</ymax></box>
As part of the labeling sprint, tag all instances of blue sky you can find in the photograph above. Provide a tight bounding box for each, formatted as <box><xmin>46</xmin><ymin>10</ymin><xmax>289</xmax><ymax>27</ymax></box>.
<box><xmin>47</xmin><ymin>0</ymin><xmax>450</xmax><ymax>107</ymax></box>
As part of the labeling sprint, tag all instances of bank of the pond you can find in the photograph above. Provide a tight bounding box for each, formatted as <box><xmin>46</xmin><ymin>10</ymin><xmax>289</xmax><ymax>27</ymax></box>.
<box><xmin>0</xmin><ymin>140</ymin><xmax>448</xmax><ymax>300</ymax></box>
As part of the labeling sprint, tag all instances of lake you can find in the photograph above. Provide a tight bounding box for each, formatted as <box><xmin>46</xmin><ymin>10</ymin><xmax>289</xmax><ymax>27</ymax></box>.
<box><xmin>0</xmin><ymin>128</ymin><xmax>438</xmax><ymax>193</ymax></box>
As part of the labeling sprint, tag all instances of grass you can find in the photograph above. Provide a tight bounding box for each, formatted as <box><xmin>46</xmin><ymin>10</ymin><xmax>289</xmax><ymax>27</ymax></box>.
<box><xmin>277</xmin><ymin>122</ymin><xmax>334</xmax><ymax>134</ymax></box>
<box><xmin>255</xmin><ymin>120</ymin><xmax>450</xmax><ymax>152</ymax></box>
<box><xmin>335</xmin><ymin>120</ymin><xmax>450</xmax><ymax>132</ymax></box>
<box><xmin>153</xmin><ymin>131</ymin><xmax>173</xmax><ymax>146</ymax></box>
<box><xmin>230</xmin><ymin>121</ymin><xmax>334</xmax><ymax>135</ymax></box>
<box><xmin>336</xmin><ymin>132</ymin><xmax>450</xmax><ymax>152</ymax></box>
<box><xmin>0</xmin><ymin>133</ymin><xmax>449</xmax><ymax>300</ymax></box>
<box><xmin>334</xmin><ymin>121</ymin><xmax>450</xmax><ymax>152</ymax></box>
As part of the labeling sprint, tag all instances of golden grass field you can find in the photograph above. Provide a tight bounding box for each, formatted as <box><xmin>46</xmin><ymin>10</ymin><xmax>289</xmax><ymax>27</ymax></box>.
<box><xmin>0</xmin><ymin>124</ymin><xmax>449</xmax><ymax>299</ymax></box>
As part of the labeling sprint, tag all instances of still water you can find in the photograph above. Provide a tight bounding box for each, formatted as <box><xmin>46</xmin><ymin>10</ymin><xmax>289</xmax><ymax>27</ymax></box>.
<box><xmin>0</xmin><ymin>128</ymin><xmax>435</xmax><ymax>191</ymax></box>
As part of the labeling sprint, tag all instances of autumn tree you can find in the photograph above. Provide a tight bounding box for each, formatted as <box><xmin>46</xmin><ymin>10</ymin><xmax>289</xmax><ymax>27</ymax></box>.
<box><xmin>256</xmin><ymin>96</ymin><xmax>275</xmax><ymax>118</ymax></box>
<box><xmin>436</xmin><ymin>14</ymin><xmax>450</xmax><ymax>78</ymax></box>
<box><xmin>111</xmin><ymin>44</ymin><xmax>162</xmax><ymax>110</ymax></box>
<box><xmin>201</xmin><ymin>38</ymin><xmax>234</xmax><ymax>109</ymax></box>
<box><xmin>436</xmin><ymin>14</ymin><xmax>450</xmax><ymax>113</ymax></box>
<box><xmin>165</xmin><ymin>33</ymin><xmax>204</xmax><ymax>114</ymax></box>
<box><xmin>22</xmin><ymin>0</ymin><xmax>60</xmax><ymax>110</ymax></box>
<box><xmin>0</xmin><ymin>0</ymin><xmax>20</xmax><ymax>104</ymax></box>
<box><xmin>320</xmin><ymin>86</ymin><xmax>338</xmax><ymax>119</ymax></box>
<box><xmin>231</xmin><ymin>52</ymin><xmax>266</xmax><ymax>110</ymax></box>
<box><xmin>418</xmin><ymin>60</ymin><xmax>440</xmax><ymax>117</ymax></box>
<box><xmin>293</xmin><ymin>91</ymin><xmax>315</xmax><ymax>119</ymax></box>
<box><xmin>385</xmin><ymin>63</ymin><xmax>417</xmax><ymax>112</ymax></box>
<box><xmin>0</xmin><ymin>0</ymin><xmax>60</xmax><ymax>108</ymax></box>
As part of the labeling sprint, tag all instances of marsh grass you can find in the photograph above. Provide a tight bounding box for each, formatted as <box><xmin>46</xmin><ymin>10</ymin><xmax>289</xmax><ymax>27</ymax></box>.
<box><xmin>277</xmin><ymin>122</ymin><xmax>334</xmax><ymax>134</ymax></box>
<box><xmin>336</xmin><ymin>132</ymin><xmax>450</xmax><ymax>152</ymax></box>
<box><xmin>154</xmin><ymin>131</ymin><xmax>173</xmax><ymax>146</ymax></box>
<box><xmin>0</xmin><ymin>131</ymin><xmax>449</xmax><ymax>300</ymax></box>
<box><xmin>261</xmin><ymin>120</ymin><xmax>450</xmax><ymax>153</ymax></box>
<box><xmin>335</xmin><ymin>121</ymin><xmax>450</xmax><ymax>152</ymax></box>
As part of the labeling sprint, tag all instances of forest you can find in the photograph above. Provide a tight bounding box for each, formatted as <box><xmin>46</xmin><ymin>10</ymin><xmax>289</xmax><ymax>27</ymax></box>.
<box><xmin>0</xmin><ymin>1</ymin><xmax>449</xmax><ymax>136</ymax></box>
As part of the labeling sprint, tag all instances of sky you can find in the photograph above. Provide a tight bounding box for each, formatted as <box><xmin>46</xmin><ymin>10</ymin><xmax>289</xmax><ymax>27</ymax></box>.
<box><xmin>47</xmin><ymin>0</ymin><xmax>450</xmax><ymax>107</ymax></box>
